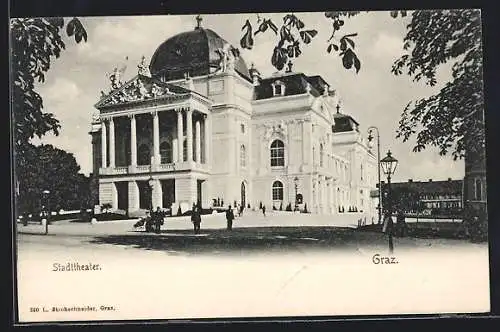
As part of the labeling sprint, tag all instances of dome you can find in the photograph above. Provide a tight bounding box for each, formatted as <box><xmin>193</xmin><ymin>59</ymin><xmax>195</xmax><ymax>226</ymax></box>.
<box><xmin>149</xmin><ymin>27</ymin><xmax>251</xmax><ymax>81</ymax></box>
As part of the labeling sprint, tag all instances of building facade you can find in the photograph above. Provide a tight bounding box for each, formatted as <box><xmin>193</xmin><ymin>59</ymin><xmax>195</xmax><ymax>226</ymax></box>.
<box><xmin>381</xmin><ymin>178</ymin><xmax>463</xmax><ymax>217</ymax></box>
<box><xmin>89</xmin><ymin>24</ymin><xmax>378</xmax><ymax>217</ymax></box>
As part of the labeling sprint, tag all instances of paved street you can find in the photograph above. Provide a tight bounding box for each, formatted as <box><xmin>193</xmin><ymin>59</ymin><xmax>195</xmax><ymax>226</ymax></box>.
<box><xmin>15</xmin><ymin>211</ymin><xmax>490</xmax><ymax>322</ymax></box>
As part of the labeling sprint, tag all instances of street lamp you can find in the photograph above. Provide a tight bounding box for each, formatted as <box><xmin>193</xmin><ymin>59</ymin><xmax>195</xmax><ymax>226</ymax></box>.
<box><xmin>294</xmin><ymin>176</ymin><xmax>299</xmax><ymax>211</ymax></box>
<box><xmin>367</xmin><ymin>126</ymin><xmax>382</xmax><ymax>224</ymax></box>
<box><xmin>41</xmin><ymin>189</ymin><xmax>50</xmax><ymax>235</ymax></box>
<box><xmin>380</xmin><ymin>150</ymin><xmax>398</xmax><ymax>254</ymax></box>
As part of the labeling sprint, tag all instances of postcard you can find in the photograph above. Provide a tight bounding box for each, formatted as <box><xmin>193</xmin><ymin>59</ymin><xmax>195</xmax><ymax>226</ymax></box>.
<box><xmin>11</xmin><ymin>10</ymin><xmax>490</xmax><ymax>323</ymax></box>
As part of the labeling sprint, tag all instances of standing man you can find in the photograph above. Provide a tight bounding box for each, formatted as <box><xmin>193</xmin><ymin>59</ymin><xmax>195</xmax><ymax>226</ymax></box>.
<box><xmin>226</xmin><ymin>205</ymin><xmax>235</xmax><ymax>230</ymax></box>
<box><xmin>154</xmin><ymin>206</ymin><xmax>163</xmax><ymax>234</ymax></box>
<box><xmin>191</xmin><ymin>203</ymin><xmax>201</xmax><ymax>234</ymax></box>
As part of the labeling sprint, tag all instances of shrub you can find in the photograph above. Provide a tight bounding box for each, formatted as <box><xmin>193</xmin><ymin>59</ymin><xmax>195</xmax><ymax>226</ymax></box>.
<box><xmin>303</xmin><ymin>203</ymin><xmax>308</xmax><ymax>213</ymax></box>
<box><xmin>285</xmin><ymin>203</ymin><xmax>292</xmax><ymax>211</ymax></box>
<box><xmin>177</xmin><ymin>205</ymin><xmax>182</xmax><ymax>216</ymax></box>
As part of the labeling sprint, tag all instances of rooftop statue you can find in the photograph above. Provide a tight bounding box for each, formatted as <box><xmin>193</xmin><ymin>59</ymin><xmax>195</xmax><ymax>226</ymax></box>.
<box><xmin>137</xmin><ymin>55</ymin><xmax>151</xmax><ymax>77</ymax></box>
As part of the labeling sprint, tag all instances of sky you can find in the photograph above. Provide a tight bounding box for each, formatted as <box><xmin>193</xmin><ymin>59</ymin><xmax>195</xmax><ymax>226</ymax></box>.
<box><xmin>30</xmin><ymin>11</ymin><xmax>467</xmax><ymax>182</ymax></box>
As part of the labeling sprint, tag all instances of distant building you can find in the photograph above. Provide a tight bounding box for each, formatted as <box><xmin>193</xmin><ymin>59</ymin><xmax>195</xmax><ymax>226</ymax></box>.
<box><xmin>89</xmin><ymin>20</ymin><xmax>378</xmax><ymax>217</ymax></box>
<box><xmin>380</xmin><ymin>178</ymin><xmax>463</xmax><ymax>216</ymax></box>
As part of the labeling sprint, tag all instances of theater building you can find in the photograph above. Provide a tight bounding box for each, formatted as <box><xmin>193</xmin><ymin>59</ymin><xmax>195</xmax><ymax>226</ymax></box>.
<box><xmin>89</xmin><ymin>21</ymin><xmax>378</xmax><ymax>216</ymax></box>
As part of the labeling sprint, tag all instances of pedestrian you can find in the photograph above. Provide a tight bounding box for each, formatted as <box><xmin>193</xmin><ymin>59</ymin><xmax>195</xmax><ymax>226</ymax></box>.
<box><xmin>154</xmin><ymin>206</ymin><xmax>163</xmax><ymax>234</ymax></box>
<box><xmin>191</xmin><ymin>203</ymin><xmax>201</xmax><ymax>234</ymax></box>
<box><xmin>145</xmin><ymin>210</ymin><xmax>154</xmax><ymax>232</ymax></box>
<box><xmin>226</xmin><ymin>205</ymin><xmax>235</xmax><ymax>230</ymax></box>
<box><xmin>262</xmin><ymin>204</ymin><xmax>266</xmax><ymax>217</ymax></box>
<box><xmin>382</xmin><ymin>212</ymin><xmax>394</xmax><ymax>253</ymax></box>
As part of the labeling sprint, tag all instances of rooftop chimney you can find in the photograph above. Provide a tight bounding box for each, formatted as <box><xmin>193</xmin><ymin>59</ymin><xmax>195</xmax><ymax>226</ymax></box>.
<box><xmin>429</xmin><ymin>179</ymin><xmax>433</xmax><ymax>182</ymax></box>
<box><xmin>448</xmin><ymin>177</ymin><xmax>452</xmax><ymax>181</ymax></box>
<box><xmin>408</xmin><ymin>179</ymin><xmax>413</xmax><ymax>183</ymax></box>
<box><xmin>249</xmin><ymin>63</ymin><xmax>261</xmax><ymax>86</ymax></box>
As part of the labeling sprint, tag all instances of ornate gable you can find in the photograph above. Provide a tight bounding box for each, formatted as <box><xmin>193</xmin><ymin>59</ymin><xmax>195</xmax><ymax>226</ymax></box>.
<box><xmin>95</xmin><ymin>75</ymin><xmax>190</xmax><ymax>109</ymax></box>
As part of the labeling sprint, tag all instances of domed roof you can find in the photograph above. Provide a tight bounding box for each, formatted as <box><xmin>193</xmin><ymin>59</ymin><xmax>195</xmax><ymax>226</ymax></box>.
<box><xmin>149</xmin><ymin>27</ymin><xmax>251</xmax><ymax>81</ymax></box>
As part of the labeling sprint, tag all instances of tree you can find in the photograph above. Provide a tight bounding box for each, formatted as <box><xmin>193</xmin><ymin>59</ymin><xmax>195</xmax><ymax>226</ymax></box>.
<box><xmin>240</xmin><ymin>10</ymin><xmax>484</xmax><ymax>160</ymax></box>
<box><xmin>10</xmin><ymin>17</ymin><xmax>87</xmax><ymax>165</ymax></box>
<box><xmin>16</xmin><ymin>144</ymin><xmax>91</xmax><ymax>214</ymax></box>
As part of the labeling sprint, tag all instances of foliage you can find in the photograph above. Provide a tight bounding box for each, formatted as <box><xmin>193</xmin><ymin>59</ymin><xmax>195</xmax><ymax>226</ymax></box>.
<box><xmin>10</xmin><ymin>17</ymin><xmax>87</xmax><ymax>165</ymax></box>
<box><xmin>16</xmin><ymin>144</ymin><xmax>91</xmax><ymax>213</ymax></box>
<box><xmin>241</xmin><ymin>9</ymin><xmax>484</xmax><ymax>159</ymax></box>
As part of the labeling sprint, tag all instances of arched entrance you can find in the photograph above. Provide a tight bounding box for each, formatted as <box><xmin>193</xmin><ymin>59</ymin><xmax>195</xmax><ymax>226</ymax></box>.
<box><xmin>240</xmin><ymin>181</ymin><xmax>246</xmax><ymax>207</ymax></box>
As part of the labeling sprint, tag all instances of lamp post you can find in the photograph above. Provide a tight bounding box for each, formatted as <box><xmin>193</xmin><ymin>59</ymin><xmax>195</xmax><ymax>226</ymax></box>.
<box><xmin>380</xmin><ymin>150</ymin><xmax>398</xmax><ymax>254</ymax></box>
<box><xmin>41</xmin><ymin>189</ymin><xmax>50</xmax><ymax>235</ymax></box>
<box><xmin>367</xmin><ymin>126</ymin><xmax>382</xmax><ymax>224</ymax></box>
<box><xmin>294</xmin><ymin>176</ymin><xmax>299</xmax><ymax>211</ymax></box>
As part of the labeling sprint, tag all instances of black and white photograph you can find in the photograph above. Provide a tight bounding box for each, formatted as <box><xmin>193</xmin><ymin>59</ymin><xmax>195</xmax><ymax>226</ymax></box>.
<box><xmin>10</xmin><ymin>8</ymin><xmax>490</xmax><ymax>323</ymax></box>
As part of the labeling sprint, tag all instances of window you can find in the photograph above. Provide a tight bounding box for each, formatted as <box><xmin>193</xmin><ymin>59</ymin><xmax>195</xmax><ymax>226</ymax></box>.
<box><xmin>272</xmin><ymin>80</ymin><xmax>285</xmax><ymax>96</ymax></box>
<box><xmin>270</xmin><ymin>139</ymin><xmax>285</xmax><ymax>167</ymax></box>
<box><xmin>475</xmin><ymin>178</ymin><xmax>482</xmax><ymax>201</ymax></box>
<box><xmin>272</xmin><ymin>181</ymin><xmax>284</xmax><ymax>200</ymax></box>
<box><xmin>320</xmin><ymin>144</ymin><xmax>324</xmax><ymax>167</ymax></box>
<box><xmin>138</xmin><ymin>144</ymin><xmax>150</xmax><ymax>165</ymax></box>
<box><xmin>160</xmin><ymin>141</ymin><xmax>172</xmax><ymax>164</ymax></box>
<box><xmin>240</xmin><ymin>144</ymin><xmax>246</xmax><ymax>168</ymax></box>
<box><xmin>241</xmin><ymin>123</ymin><xmax>245</xmax><ymax>133</ymax></box>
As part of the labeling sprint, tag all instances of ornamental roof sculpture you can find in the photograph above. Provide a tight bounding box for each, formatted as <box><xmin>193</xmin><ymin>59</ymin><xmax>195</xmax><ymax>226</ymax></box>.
<box><xmin>95</xmin><ymin>74</ymin><xmax>191</xmax><ymax>109</ymax></box>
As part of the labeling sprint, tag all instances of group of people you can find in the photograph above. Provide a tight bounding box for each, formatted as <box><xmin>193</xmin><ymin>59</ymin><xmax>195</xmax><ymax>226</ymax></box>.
<box><xmin>138</xmin><ymin>207</ymin><xmax>165</xmax><ymax>234</ymax></box>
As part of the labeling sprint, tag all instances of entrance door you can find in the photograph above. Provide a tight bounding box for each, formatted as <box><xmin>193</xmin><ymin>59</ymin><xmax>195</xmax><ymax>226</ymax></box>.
<box><xmin>241</xmin><ymin>181</ymin><xmax>246</xmax><ymax>207</ymax></box>
<box><xmin>161</xmin><ymin>179</ymin><xmax>175</xmax><ymax>210</ymax></box>
<box><xmin>116</xmin><ymin>182</ymin><xmax>129</xmax><ymax>211</ymax></box>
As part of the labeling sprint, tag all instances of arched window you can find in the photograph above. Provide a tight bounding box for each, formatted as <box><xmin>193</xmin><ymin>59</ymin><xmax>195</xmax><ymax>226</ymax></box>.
<box><xmin>475</xmin><ymin>178</ymin><xmax>482</xmax><ymax>201</ymax></box>
<box><xmin>160</xmin><ymin>141</ymin><xmax>172</xmax><ymax>164</ymax></box>
<box><xmin>240</xmin><ymin>144</ymin><xmax>246</xmax><ymax>168</ymax></box>
<box><xmin>138</xmin><ymin>144</ymin><xmax>150</xmax><ymax>165</ymax></box>
<box><xmin>320</xmin><ymin>144</ymin><xmax>324</xmax><ymax>167</ymax></box>
<box><xmin>272</xmin><ymin>181</ymin><xmax>284</xmax><ymax>200</ymax></box>
<box><xmin>270</xmin><ymin>139</ymin><xmax>285</xmax><ymax>167</ymax></box>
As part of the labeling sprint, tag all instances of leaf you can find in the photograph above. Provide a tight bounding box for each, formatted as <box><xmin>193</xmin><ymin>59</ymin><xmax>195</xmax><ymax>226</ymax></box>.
<box><xmin>344</xmin><ymin>37</ymin><xmax>355</xmax><ymax>49</ymax></box>
<box><xmin>327</xmin><ymin>44</ymin><xmax>333</xmax><ymax>53</ymax></box>
<box><xmin>353</xmin><ymin>54</ymin><xmax>361</xmax><ymax>73</ymax></box>
<box><xmin>390</xmin><ymin>11</ymin><xmax>398</xmax><ymax>18</ymax></box>
<box><xmin>342</xmin><ymin>49</ymin><xmax>355</xmax><ymax>70</ymax></box>
<box><xmin>66</xmin><ymin>18</ymin><xmax>76</xmax><ymax>36</ymax></box>
<box><xmin>340</xmin><ymin>38</ymin><xmax>347</xmax><ymax>51</ymax></box>
<box><xmin>255</xmin><ymin>20</ymin><xmax>268</xmax><ymax>35</ymax></box>
<box><xmin>240</xmin><ymin>23</ymin><xmax>254</xmax><ymax>49</ymax></box>
<box><xmin>242</xmin><ymin>19</ymin><xmax>252</xmax><ymax>31</ymax></box>
<box><xmin>299</xmin><ymin>30</ymin><xmax>318</xmax><ymax>44</ymax></box>
<box><xmin>267</xmin><ymin>19</ymin><xmax>278</xmax><ymax>34</ymax></box>
<box><xmin>271</xmin><ymin>46</ymin><xmax>288</xmax><ymax>71</ymax></box>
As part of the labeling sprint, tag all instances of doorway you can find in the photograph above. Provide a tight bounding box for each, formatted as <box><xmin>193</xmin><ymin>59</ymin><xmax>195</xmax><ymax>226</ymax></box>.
<box><xmin>116</xmin><ymin>182</ymin><xmax>129</xmax><ymax>211</ymax></box>
<box><xmin>241</xmin><ymin>181</ymin><xmax>246</xmax><ymax>207</ymax></box>
<box><xmin>161</xmin><ymin>179</ymin><xmax>175</xmax><ymax>210</ymax></box>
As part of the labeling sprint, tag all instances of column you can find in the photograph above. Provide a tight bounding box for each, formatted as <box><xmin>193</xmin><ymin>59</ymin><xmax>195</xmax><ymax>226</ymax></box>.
<box><xmin>130</xmin><ymin>114</ymin><xmax>137</xmax><ymax>166</ymax></box>
<box><xmin>101</xmin><ymin>120</ymin><xmax>107</xmax><ymax>168</ymax></box>
<box><xmin>177</xmin><ymin>109</ymin><xmax>184</xmax><ymax>162</ymax></box>
<box><xmin>152</xmin><ymin>111</ymin><xmax>160</xmax><ymax>164</ymax></box>
<box><xmin>206</xmin><ymin>114</ymin><xmax>212</xmax><ymax>164</ymax></box>
<box><xmin>109</xmin><ymin>117</ymin><xmax>115</xmax><ymax>168</ymax></box>
<box><xmin>301</xmin><ymin>120</ymin><xmax>306</xmax><ymax>165</ymax></box>
<box><xmin>195</xmin><ymin>120</ymin><xmax>201</xmax><ymax>163</ymax></box>
<box><xmin>152</xmin><ymin>179</ymin><xmax>163</xmax><ymax>209</ymax></box>
<box><xmin>111</xmin><ymin>182</ymin><xmax>118</xmax><ymax>210</ymax></box>
<box><xmin>186</xmin><ymin>108</ymin><xmax>193</xmax><ymax>162</ymax></box>
<box><xmin>128</xmin><ymin>181</ymin><xmax>140</xmax><ymax>211</ymax></box>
